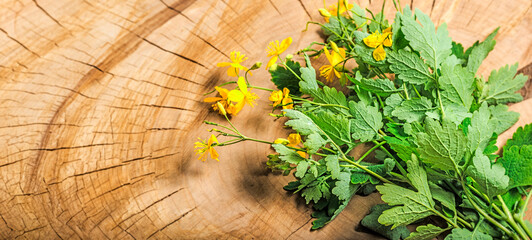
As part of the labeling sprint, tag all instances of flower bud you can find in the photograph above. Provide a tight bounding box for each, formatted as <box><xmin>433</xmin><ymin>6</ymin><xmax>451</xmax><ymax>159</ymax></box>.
<box><xmin>216</xmin><ymin>102</ymin><xmax>227</xmax><ymax>116</ymax></box>
<box><xmin>250</xmin><ymin>61</ymin><xmax>262</xmax><ymax>70</ymax></box>
<box><xmin>269</xmin><ymin>63</ymin><xmax>278</xmax><ymax>72</ymax></box>
<box><xmin>285</xmin><ymin>54</ymin><xmax>293</xmax><ymax>60</ymax></box>
<box><xmin>329</xmin><ymin>41</ymin><xmax>341</xmax><ymax>54</ymax></box>
<box><xmin>318</xmin><ymin>8</ymin><xmax>332</xmax><ymax>18</ymax></box>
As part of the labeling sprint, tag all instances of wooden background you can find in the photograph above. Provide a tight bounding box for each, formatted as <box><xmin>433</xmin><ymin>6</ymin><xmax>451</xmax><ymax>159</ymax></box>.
<box><xmin>0</xmin><ymin>0</ymin><xmax>530</xmax><ymax>239</ymax></box>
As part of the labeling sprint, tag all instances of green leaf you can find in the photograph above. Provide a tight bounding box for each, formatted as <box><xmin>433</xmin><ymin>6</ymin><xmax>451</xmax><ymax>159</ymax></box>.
<box><xmin>377</xmin><ymin>155</ymin><xmax>436</xmax><ymax>228</ymax></box>
<box><xmin>384</xmin><ymin>136</ymin><xmax>416</xmax><ymax>162</ymax></box>
<box><xmin>416</xmin><ymin>119</ymin><xmax>466</xmax><ymax>172</ymax></box>
<box><xmin>401</xmin><ymin>8</ymin><xmax>452</xmax><ymax>70</ymax></box>
<box><xmin>500</xmin><ymin>145</ymin><xmax>532</xmax><ymax>188</ymax></box>
<box><xmin>466</xmin><ymin>150</ymin><xmax>509</xmax><ymax>198</ymax></box>
<box><xmin>444</xmin><ymin>228</ymin><xmax>492</xmax><ymax>240</ymax></box>
<box><xmin>440</xmin><ymin>61</ymin><xmax>475</xmax><ymax>109</ymax></box>
<box><xmin>452</xmin><ymin>41</ymin><xmax>465</xmax><ymax>60</ymax></box>
<box><xmin>383</xmin><ymin>93</ymin><xmax>403</xmax><ymax>117</ymax></box>
<box><xmin>480</xmin><ymin>63</ymin><xmax>527</xmax><ymax>104</ymax></box>
<box><xmin>302</xmin><ymin>184</ymin><xmax>323</xmax><ymax>204</ymax></box>
<box><xmin>325</xmin><ymin>155</ymin><xmax>340</xmax><ymax>180</ymax></box>
<box><xmin>405</xmin><ymin>224</ymin><xmax>448</xmax><ymax>240</ymax></box>
<box><xmin>332</xmin><ymin>172</ymin><xmax>355</xmax><ymax>200</ymax></box>
<box><xmin>304</xmin><ymin>133</ymin><xmax>328</xmax><ymax>155</ymax></box>
<box><xmin>391</xmin><ymin>97</ymin><xmax>433</xmax><ymax>123</ymax></box>
<box><xmin>270</xmin><ymin>59</ymin><xmax>302</xmax><ymax>96</ymax></box>
<box><xmin>348</xmin><ymin>76</ymin><xmax>402</xmax><ymax>96</ymax></box>
<box><xmin>505</xmin><ymin>124</ymin><xmax>532</xmax><ymax>150</ymax></box>
<box><xmin>351</xmin><ymin>159</ymin><xmax>395</xmax><ymax>184</ymax></box>
<box><xmin>295</xmin><ymin>161</ymin><xmax>309</xmax><ymax>178</ymax></box>
<box><xmin>488</xmin><ymin>104</ymin><xmax>520</xmax><ymax>134</ymax></box>
<box><xmin>272</xmin><ymin>144</ymin><xmax>305</xmax><ymax>164</ymax></box>
<box><xmin>284</xmin><ymin>109</ymin><xmax>352</xmax><ymax>149</ymax></box>
<box><xmin>299</xmin><ymin>54</ymin><xmax>319</xmax><ymax>93</ymax></box>
<box><xmin>467</xmin><ymin>103</ymin><xmax>494</xmax><ymax>154</ymax></box>
<box><xmin>311</xmin><ymin>86</ymin><xmax>350</xmax><ymax>115</ymax></box>
<box><xmin>466</xmin><ymin>28</ymin><xmax>498</xmax><ymax>74</ymax></box>
<box><xmin>349</xmin><ymin>101</ymin><xmax>383</xmax><ymax>142</ymax></box>
<box><xmin>429</xmin><ymin>183</ymin><xmax>456</xmax><ymax>214</ymax></box>
<box><xmin>361</xmin><ymin>204</ymin><xmax>411</xmax><ymax>240</ymax></box>
<box><xmin>308</xmin><ymin>110</ymin><xmax>352</xmax><ymax>147</ymax></box>
<box><xmin>388</xmin><ymin>49</ymin><xmax>434</xmax><ymax>85</ymax></box>
<box><xmin>442</xmin><ymin>103</ymin><xmax>471</xmax><ymax>126</ymax></box>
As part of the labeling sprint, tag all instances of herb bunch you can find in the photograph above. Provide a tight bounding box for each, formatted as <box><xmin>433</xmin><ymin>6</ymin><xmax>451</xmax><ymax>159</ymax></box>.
<box><xmin>196</xmin><ymin>1</ymin><xmax>532</xmax><ymax>239</ymax></box>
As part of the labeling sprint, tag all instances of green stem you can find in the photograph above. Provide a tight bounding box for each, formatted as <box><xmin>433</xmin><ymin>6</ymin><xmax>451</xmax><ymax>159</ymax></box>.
<box><xmin>498</xmin><ymin>195</ymin><xmax>528</xmax><ymax>240</ymax></box>
<box><xmin>437</xmin><ymin>89</ymin><xmax>446</xmax><ymax>119</ymax></box>
<box><xmin>356</xmin><ymin>141</ymin><xmax>386</xmax><ymax>163</ymax></box>
<box><xmin>292</xmin><ymin>97</ymin><xmax>350</xmax><ymax>110</ymax></box>
<box><xmin>457</xmin><ymin>216</ymin><xmax>473</xmax><ymax>229</ymax></box>
<box><xmin>248</xmin><ymin>85</ymin><xmax>274</xmax><ymax>92</ymax></box>
<box><xmin>402</xmin><ymin>82</ymin><xmax>410</xmax><ymax>100</ymax></box>
<box><xmin>373</xmin><ymin>140</ymin><xmax>408</xmax><ymax>177</ymax></box>
<box><xmin>519</xmin><ymin>189</ymin><xmax>532</xmax><ymax>219</ymax></box>
<box><xmin>462</xmin><ymin>186</ymin><xmax>517</xmax><ymax>239</ymax></box>
<box><xmin>341</xmin><ymin>156</ymin><xmax>392</xmax><ymax>184</ymax></box>
<box><xmin>514</xmin><ymin>214</ymin><xmax>532</xmax><ymax>239</ymax></box>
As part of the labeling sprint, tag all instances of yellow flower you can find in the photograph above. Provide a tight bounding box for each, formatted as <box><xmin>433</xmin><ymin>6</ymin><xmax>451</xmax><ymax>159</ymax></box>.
<box><xmin>269</xmin><ymin>88</ymin><xmax>292</xmax><ymax>108</ymax></box>
<box><xmin>237</xmin><ymin>76</ymin><xmax>258</xmax><ymax>107</ymax></box>
<box><xmin>194</xmin><ymin>134</ymin><xmax>220</xmax><ymax>162</ymax></box>
<box><xmin>319</xmin><ymin>44</ymin><xmax>346</xmax><ymax>82</ymax></box>
<box><xmin>266</xmin><ymin>37</ymin><xmax>292</xmax><ymax>70</ymax></box>
<box><xmin>324</xmin><ymin>0</ymin><xmax>353</xmax><ymax>22</ymax></box>
<box><xmin>269</xmin><ymin>90</ymin><xmax>284</xmax><ymax>107</ymax></box>
<box><xmin>204</xmin><ymin>86</ymin><xmax>231</xmax><ymax>115</ymax></box>
<box><xmin>281</xmin><ymin>88</ymin><xmax>293</xmax><ymax>110</ymax></box>
<box><xmin>363</xmin><ymin>27</ymin><xmax>392</xmax><ymax>61</ymax></box>
<box><xmin>274</xmin><ymin>133</ymin><xmax>306</xmax><ymax>158</ymax></box>
<box><xmin>217</xmin><ymin>51</ymin><xmax>250</xmax><ymax>77</ymax></box>
<box><xmin>225</xmin><ymin>77</ymin><xmax>259</xmax><ymax>115</ymax></box>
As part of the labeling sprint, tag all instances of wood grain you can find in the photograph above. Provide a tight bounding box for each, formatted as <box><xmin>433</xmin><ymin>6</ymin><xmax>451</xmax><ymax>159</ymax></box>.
<box><xmin>0</xmin><ymin>0</ymin><xmax>530</xmax><ymax>239</ymax></box>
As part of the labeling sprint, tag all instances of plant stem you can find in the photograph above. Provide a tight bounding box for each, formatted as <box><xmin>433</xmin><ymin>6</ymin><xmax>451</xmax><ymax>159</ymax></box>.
<box><xmin>457</xmin><ymin>216</ymin><xmax>473</xmax><ymax>229</ymax></box>
<box><xmin>514</xmin><ymin>214</ymin><xmax>532</xmax><ymax>239</ymax></box>
<box><xmin>341</xmin><ymin>156</ymin><xmax>392</xmax><ymax>184</ymax></box>
<box><xmin>248</xmin><ymin>85</ymin><xmax>274</xmax><ymax>92</ymax></box>
<box><xmin>462</xmin><ymin>186</ymin><xmax>517</xmax><ymax>239</ymax></box>
<box><xmin>497</xmin><ymin>195</ymin><xmax>528</xmax><ymax>240</ymax></box>
<box><xmin>356</xmin><ymin>141</ymin><xmax>386</xmax><ymax>163</ymax></box>
<box><xmin>372</xmin><ymin>140</ymin><xmax>408</xmax><ymax>177</ymax></box>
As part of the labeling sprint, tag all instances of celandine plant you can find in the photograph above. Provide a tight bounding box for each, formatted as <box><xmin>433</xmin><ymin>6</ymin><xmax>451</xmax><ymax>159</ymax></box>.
<box><xmin>195</xmin><ymin>1</ymin><xmax>532</xmax><ymax>239</ymax></box>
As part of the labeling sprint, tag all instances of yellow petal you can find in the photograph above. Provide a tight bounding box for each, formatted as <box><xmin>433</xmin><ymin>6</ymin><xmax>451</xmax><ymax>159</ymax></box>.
<box><xmin>323</xmin><ymin>46</ymin><xmax>333</xmax><ymax>64</ymax></box>
<box><xmin>282</xmin><ymin>96</ymin><xmax>293</xmax><ymax>109</ymax></box>
<box><xmin>237</xmin><ymin>77</ymin><xmax>248</xmax><ymax>94</ymax></box>
<box><xmin>231</xmin><ymin>100</ymin><xmax>245</xmax><ymax>115</ymax></box>
<box><xmin>209</xmin><ymin>148</ymin><xmax>219</xmax><ymax>161</ymax></box>
<box><xmin>287</xmin><ymin>133</ymin><xmax>301</xmax><ymax>145</ymax></box>
<box><xmin>363</xmin><ymin>32</ymin><xmax>382</xmax><ymax>48</ymax></box>
<box><xmin>279</xmin><ymin>37</ymin><xmax>293</xmax><ymax>53</ymax></box>
<box><xmin>227</xmin><ymin>67</ymin><xmax>239</xmax><ymax>77</ymax></box>
<box><xmin>383</xmin><ymin>27</ymin><xmax>392</xmax><ymax>33</ymax></box>
<box><xmin>373</xmin><ymin>45</ymin><xmax>386</xmax><ymax>61</ymax></box>
<box><xmin>204</xmin><ymin>97</ymin><xmax>222</xmax><ymax>103</ymax></box>
<box><xmin>282</xmin><ymin>88</ymin><xmax>290</xmax><ymax>97</ymax></box>
<box><xmin>215</xmin><ymin>86</ymin><xmax>229</xmax><ymax>99</ymax></box>
<box><xmin>228</xmin><ymin>89</ymin><xmax>245</xmax><ymax>103</ymax></box>
<box><xmin>274</xmin><ymin>138</ymin><xmax>289</xmax><ymax>144</ymax></box>
<box><xmin>216</xmin><ymin>62</ymin><xmax>231</xmax><ymax>67</ymax></box>
<box><xmin>266</xmin><ymin>55</ymin><xmax>278</xmax><ymax>70</ymax></box>
<box><xmin>208</xmin><ymin>134</ymin><xmax>218</xmax><ymax>146</ymax></box>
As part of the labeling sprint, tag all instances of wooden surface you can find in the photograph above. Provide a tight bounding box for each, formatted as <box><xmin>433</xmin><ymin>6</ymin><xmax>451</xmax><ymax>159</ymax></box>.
<box><xmin>0</xmin><ymin>0</ymin><xmax>530</xmax><ymax>239</ymax></box>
